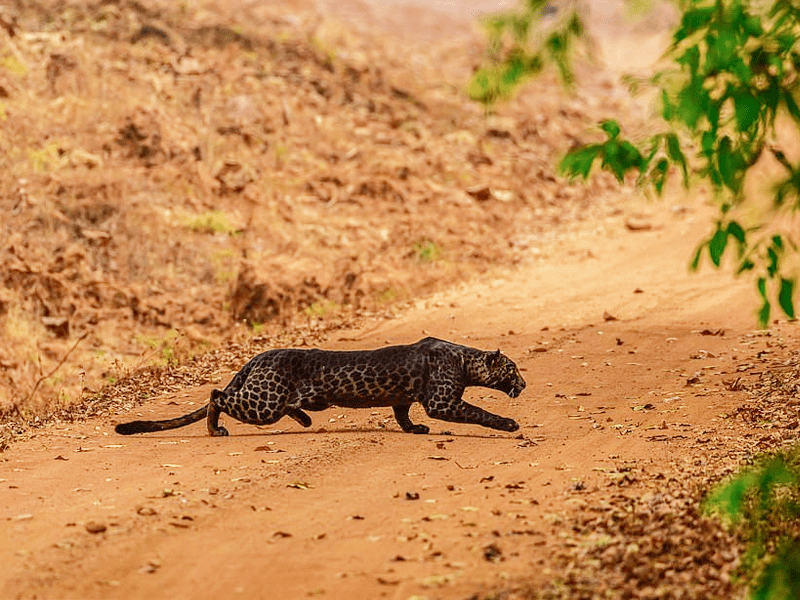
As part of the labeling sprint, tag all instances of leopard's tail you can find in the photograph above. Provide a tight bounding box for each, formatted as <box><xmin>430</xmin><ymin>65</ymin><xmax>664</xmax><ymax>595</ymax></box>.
<box><xmin>115</xmin><ymin>404</ymin><xmax>208</xmax><ymax>435</ymax></box>
<box><xmin>115</xmin><ymin>354</ymin><xmax>258</xmax><ymax>435</ymax></box>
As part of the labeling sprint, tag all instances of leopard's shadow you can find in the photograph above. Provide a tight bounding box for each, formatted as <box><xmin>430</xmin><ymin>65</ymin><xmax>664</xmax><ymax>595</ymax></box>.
<box><xmin>127</xmin><ymin>426</ymin><xmax>520</xmax><ymax>441</ymax></box>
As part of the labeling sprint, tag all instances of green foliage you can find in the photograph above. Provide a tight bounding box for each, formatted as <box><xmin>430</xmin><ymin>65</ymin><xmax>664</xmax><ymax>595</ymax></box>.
<box><xmin>412</xmin><ymin>239</ymin><xmax>443</xmax><ymax>262</ymax></box>
<box><xmin>468</xmin><ymin>0</ymin><xmax>584</xmax><ymax>105</ymax></box>
<box><xmin>185</xmin><ymin>210</ymin><xmax>239</xmax><ymax>235</ymax></box>
<box><xmin>560</xmin><ymin>121</ymin><xmax>688</xmax><ymax>192</ymax></box>
<box><xmin>706</xmin><ymin>448</ymin><xmax>800</xmax><ymax>600</ymax></box>
<box><xmin>558</xmin><ymin>0</ymin><xmax>800</xmax><ymax>327</ymax></box>
<box><xmin>303</xmin><ymin>300</ymin><xmax>340</xmax><ymax>318</ymax></box>
<box><xmin>0</xmin><ymin>54</ymin><xmax>28</xmax><ymax>76</ymax></box>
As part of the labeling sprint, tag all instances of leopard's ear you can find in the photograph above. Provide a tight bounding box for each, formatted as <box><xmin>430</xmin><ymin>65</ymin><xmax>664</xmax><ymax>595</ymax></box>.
<box><xmin>488</xmin><ymin>349</ymin><xmax>502</xmax><ymax>366</ymax></box>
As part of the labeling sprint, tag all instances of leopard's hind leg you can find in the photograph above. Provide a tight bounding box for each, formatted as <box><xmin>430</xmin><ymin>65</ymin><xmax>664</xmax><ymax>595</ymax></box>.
<box><xmin>393</xmin><ymin>404</ymin><xmax>429</xmax><ymax>434</ymax></box>
<box><xmin>286</xmin><ymin>407</ymin><xmax>312</xmax><ymax>427</ymax></box>
<box><xmin>208</xmin><ymin>389</ymin><xmax>230</xmax><ymax>437</ymax></box>
<box><xmin>287</xmin><ymin>395</ymin><xmax>331</xmax><ymax>428</ymax></box>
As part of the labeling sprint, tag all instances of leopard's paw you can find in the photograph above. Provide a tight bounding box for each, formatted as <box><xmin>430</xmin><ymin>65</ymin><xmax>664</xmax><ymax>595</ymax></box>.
<box><xmin>210</xmin><ymin>426</ymin><xmax>229</xmax><ymax>437</ymax></box>
<box><xmin>498</xmin><ymin>418</ymin><xmax>519</xmax><ymax>432</ymax></box>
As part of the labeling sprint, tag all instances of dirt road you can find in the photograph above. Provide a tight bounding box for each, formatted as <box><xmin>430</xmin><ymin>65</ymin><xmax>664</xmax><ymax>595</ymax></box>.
<box><xmin>2</xmin><ymin>201</ymin><xmax>774</xmax><ymax>599</ymax></box>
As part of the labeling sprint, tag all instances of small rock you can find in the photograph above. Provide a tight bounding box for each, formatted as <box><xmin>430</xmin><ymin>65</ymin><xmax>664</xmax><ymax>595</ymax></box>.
<box><xmin>483</xmin><ymin>543</ymin><xmax>503</xmax><ymax>562</ymax></box>
<box><xmin>624</xmin><ymin>217</ymin><xmax>653</xmax><ymax>231</ymax></box>
<box><xmin>139</xmin><ymin>559</ymin><xmax>161</xmax><ymax>574</ymax></box>
<box><xmin>465</xmin><ymin>184</ymin><xmax>492</xmax><ymax>201</ymax></box>
<box><xmin>85</xmin><ymin>521</ymin><xmax>107</xmax><ymax>534</ymax></box>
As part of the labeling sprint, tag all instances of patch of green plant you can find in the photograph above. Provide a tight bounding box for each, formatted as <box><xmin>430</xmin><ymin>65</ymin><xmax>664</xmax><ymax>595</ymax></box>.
<box><xmin>0</xmin><ymin>54</ymin><xmax>27</xmax><ymax>76</ymax></box>
<box><xmin>412</xmin><ymin>239</ymin><xmax>443</xmax><ymax>263</ymax></box>
<box><xmin>627</xmin><ymin>0</ymin><xmax>658</xmax><ymax>20</ymax></box>
<box><xmin>304</xmin><ymin>300</ymin><xmax>339</xmax><ymax>318</ymax></box>
<box><xmin>705</xmin><ymin>445</ymin><xmax>800</xmax><ymax>600</ymax></box>
<box><xmin>135</xmin><ymin>329</ymin><xmax>185</xmax><ymax>367</ymax></box>
<box><xmin>375</xmin><ymin>288</ymin><xmax>398</xmax><ymax>304</ymax></box>
<box><xmin>211</xmin><ymin>248</ymin><xmax>237</xmax><ymax>283</ymax></box>
<box><xmin>27</xmin><ymin>142</ymin><xmax>66</xmax><ymax>173</ymax></box>
<box><xmin>275</xmin><ymin>144</ymin><xmax>289</xmax><ymax>166</ymax></box>
<box><xmin>309</xmin><ymin>36</ymin><xmax>337</xmax><ymax>66</ymax></box>
<box><xmin>185</xmin><ymin>210</ymin><xmax>239</xmax><ymax>235</ymax></box>
<box><xmin>468</xmin><ymin>0</ymin><xmax>584</xmax><ymax>106</ymax></box>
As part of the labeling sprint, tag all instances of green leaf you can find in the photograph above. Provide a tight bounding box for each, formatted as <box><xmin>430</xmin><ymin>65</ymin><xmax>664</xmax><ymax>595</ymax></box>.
<box><xmin>767</xmin><ymin>247</ymin><xmax>779</xmax><ymax>277</ymax></box>
<box><xmin>707</xmin><ymin>99</ymin><xmax>721</xmax><ymax>135</ymax></box>
<box><xmin>675</xmin><ymin>7</ymin><xmax>715</xmax><ymax>44</ymax></box>
<box><xmin>677</xmin><ymin>84</ymin><xmax>705</xmax><ymax>128</ymax></box>
<box><xmin>744</xmin><ymin>15</ymin><xmax>763</xmax><ymax>37</ymax></box>
<box><xmin>676</xmin><ymin>44</ymin><xmax>701</xmax><ymax>76</ymax></box>
<box><xmin>706</xmin><ymin>471</ymin><xmax>758</xmax><ymax>522</ymax></box>
<box><xmin>727</xmin><ymin>221</ymin><xmax>746</xmax><ymax>244</ymax></box>
<box><xmin>600</xmin><ymin>137</ymin><xmax>645</xmax><ymax>182</ymax></box>
<box><xmin>734</xmin><ymin>91</ymin><xmax>761</xmax><ymax>133</ymax></box>
<box><xmin>709</xmin><ymin>226</ymin><xmax>728</xmax><ymax>267</ymax></box>
<box><xmin>758</xmin><ymin>299</ymin><xmax>771</xmax><ymax>328</ymax></box>
<box><xmin>559</xmin><ymin>145</ymin><xmax>601</xmax><ymax>180</ymax></box>
<box><xmin>779</xmin><ymin>278</ymin><xmax>796</xmax><ymax>319</ymax></box>
<box><xmin>717</xmin><ymin>137</ymin><xmax>742</xmax><ymax>192</ymax></box>
<box><xmin>783</xmin><ymin>89</ymin><xmax>800</xmax><ymax>121</ymax></box>
<box><xmin>652</xmin><ymin>158</ymin><xmax>669</xmax><ymax>194</ymax></box>
<box><xmin>737</xmin><ymin>258</ymin><xmax>755</xmax><ymax>273</ymax></box>
<box><xmin>690</xmin><ymin>243</ymin><xmax>704</xmax><ymax>271</ymax></box>
<box><xmin>660</xmin><ymin>89</ymin><xmax>672</xmax><ymax>121</ymax></box>
<box><xmin>665</xmin><ymin>133</ymin><xmax>689</xmax><ymax>184</ymax></box>
<box><xmin>756</xmin><ymin>276</ymin><xmax>770</xmax><ymax>328</ymax></box>
<box><xmin>712</xmin><ymin>28</ymin><xmax>738</xmax><ymax>70</ymax></box>
<box><xmin>600</xmin><ymin>120</ymin><xmax>621</xmax><ymax>138</ymax></box>
<box><xmin>567</xmin><ymin>13</ymin><xmax>583</xmax><ymax>36</ymax></box>
<box><xmin>701</xmin><ymin>131</ymin><xmax>716</xmax><ymax>155</ymax></box>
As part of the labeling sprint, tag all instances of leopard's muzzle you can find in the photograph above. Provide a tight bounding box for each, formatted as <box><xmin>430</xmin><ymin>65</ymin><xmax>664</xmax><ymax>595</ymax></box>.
<box><xmin>507</xmin><ymin>378</ymin><xmax>526</xmax><ymax>398</ymax></box>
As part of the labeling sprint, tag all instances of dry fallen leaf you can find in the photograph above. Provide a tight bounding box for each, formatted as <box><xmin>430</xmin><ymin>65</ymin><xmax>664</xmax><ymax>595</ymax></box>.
<box><xmin>287</xmin><ymin>482</ymin><xmax>312</xmax><ymax>490</ymax></box>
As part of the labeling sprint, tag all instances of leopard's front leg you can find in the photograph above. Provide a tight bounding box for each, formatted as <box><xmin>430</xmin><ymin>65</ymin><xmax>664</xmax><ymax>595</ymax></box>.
<box><xmin>421</xmin><ymin>389</ymin><xmax>519</xmax><ymax>432</ymax></box>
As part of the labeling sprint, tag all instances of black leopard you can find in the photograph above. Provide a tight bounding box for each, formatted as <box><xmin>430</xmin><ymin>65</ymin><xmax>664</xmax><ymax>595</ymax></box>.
<box><xmin>115</xmin><ymin>337</ymin><xmax>526</xmax><ymax>437</ymax></box>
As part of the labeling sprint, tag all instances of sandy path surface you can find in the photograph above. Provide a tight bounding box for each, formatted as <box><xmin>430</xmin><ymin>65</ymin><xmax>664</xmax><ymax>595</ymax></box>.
<box><xmin>3</xmin><ymin>2</ymin><xmax>779</xmax><ymax>598</ymax></box>
<box><xmin>1</xmin><ymin>201</ymin><xmax>769</xmax><ymax>599</ymax></box>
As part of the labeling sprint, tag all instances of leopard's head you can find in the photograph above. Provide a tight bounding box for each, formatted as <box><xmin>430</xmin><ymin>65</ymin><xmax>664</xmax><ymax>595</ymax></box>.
<box><xmin>486</xmin><ymin>350</ymin><xmax>526</xmax><ymax>398</ymax></box>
